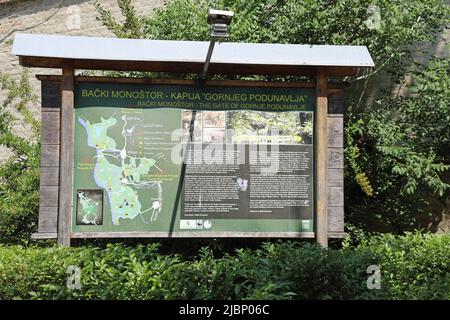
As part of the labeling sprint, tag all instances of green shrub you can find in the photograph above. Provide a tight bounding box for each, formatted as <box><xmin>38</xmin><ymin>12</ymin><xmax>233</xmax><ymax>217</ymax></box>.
<box><xmin>0</xmin><ymin>71</ymin><xmax>40</xmax><ymax>244</ymax></box>
<box><xmin>354</xmin><ymin>232</ymin><xmax>450</xmax><ymax>299</ymax></box>
<box><xmin>345</xmin><ymin>58</ymin><xmax>450</xmax><ymax>231</ymax></box>
<box><xmin>0</xmin><ymin>232</ymin><xmax>447</xmax><ymax>300</ymax></box>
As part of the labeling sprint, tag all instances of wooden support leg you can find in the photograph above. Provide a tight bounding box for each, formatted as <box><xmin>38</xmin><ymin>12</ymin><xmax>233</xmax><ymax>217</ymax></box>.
<box><xmin>315</xmin><ymin>67</ymin><xmax>328</xmax><ymax>247</ymax></box>
<box><xmin>58</xmin><ymin>62</ymin><xmax>74</xmax><ymax>246</ymax></box>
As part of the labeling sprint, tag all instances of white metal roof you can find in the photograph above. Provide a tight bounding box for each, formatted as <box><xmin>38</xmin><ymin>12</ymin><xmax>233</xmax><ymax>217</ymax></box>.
<box><xmin>12</xmin><ymin>33</ymin><xmax>374</xmax><ymax>68</ymax></box>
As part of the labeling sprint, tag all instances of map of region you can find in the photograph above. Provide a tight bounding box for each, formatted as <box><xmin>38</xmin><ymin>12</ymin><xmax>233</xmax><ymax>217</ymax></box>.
<box><xmin>77</xmin><ymin>112</ymin><xmax>167</xmax><ymax>226</ymax></box>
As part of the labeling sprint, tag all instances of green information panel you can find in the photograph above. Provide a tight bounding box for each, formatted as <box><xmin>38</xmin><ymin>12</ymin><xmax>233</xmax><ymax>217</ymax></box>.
<box><xmin>73</xmin><ymin>82</ymin><xmax>315</xmax><ymax>235</ymax></box>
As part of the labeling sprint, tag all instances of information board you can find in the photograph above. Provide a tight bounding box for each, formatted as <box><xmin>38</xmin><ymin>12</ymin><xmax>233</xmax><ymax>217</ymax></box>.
<box><xmin>73</xmin><ymin>82</ymin><xmax>315</xmax><ymax>235</ymax></box>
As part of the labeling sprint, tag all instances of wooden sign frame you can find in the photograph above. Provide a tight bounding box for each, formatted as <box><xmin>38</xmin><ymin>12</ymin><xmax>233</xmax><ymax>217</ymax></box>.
<box><xmin>34</xmin><ymin>71</ymin><xmax>346</xmax><ymax>247</ymax></box>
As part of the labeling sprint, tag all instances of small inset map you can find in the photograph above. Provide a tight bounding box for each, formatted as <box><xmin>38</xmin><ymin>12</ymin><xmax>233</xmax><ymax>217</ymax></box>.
<box><xmin>76</xmin><ymin>189</ymin><xmax>103</xmax><ymax>225</ymax></box>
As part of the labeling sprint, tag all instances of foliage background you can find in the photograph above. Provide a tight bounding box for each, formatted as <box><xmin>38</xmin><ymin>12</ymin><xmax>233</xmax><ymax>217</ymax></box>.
<box><xmin>0</xmin><ymin>0</ymin><xmax>448</xmax><ymax>243</ymax></box>
<box><xmin>0</xmin><ymin>71</ymin><xmax>40</xmax><ymax>244</ymax></box>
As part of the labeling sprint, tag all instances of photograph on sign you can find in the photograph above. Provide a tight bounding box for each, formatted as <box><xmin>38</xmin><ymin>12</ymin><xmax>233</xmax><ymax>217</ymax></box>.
<box><xmin>75</xmin><ymin>189</ymin><xmax>103</xmax><ymax>226</ymax></box>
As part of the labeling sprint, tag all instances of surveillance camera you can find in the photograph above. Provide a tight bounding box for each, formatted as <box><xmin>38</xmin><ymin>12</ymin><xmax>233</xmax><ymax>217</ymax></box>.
<box><xmin>207</xmin><ymin>9</ymin><xmax>234</xmax><ymax>25</ymax></box>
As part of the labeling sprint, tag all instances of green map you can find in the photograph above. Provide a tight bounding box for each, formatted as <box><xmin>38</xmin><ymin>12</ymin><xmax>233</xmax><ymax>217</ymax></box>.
<box><xmin>73</xmin><ymin>106</ymin><xmax>182</xmax><ymax>232</ymax></box>
<box><xmin>79</xmin><ymin>115</ymin><xmax>159</xmax><ymax>225</ymax></box>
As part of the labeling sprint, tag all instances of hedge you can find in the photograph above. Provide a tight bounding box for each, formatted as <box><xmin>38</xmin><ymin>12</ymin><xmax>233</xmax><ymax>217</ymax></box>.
<box><xmin>0</xmin><ymin>232</ymin><xmax>448</xmax><ymax>300</ymax></box>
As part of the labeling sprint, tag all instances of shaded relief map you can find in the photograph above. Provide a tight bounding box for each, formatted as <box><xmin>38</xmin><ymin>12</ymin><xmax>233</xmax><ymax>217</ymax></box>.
<box><xmin>74</xmin><ymin>107</ymin><xmax>181</xmax><ymax>230</ymax></box>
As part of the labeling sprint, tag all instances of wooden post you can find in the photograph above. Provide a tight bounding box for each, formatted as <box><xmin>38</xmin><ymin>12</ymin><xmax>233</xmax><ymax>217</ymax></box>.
<box><xmin>315</xmin><ymin>67</ymin><xmax>328</xmax><ymax>247</ymax></box>
<box><xmin>58</xmin><ymin>62</ymin><xmax>74</xmax><ymax>246</ymax></box>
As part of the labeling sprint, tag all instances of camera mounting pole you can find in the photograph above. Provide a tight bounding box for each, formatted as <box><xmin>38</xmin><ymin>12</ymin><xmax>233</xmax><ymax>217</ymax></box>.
<box><xmin>200</xmin><ymin>9</ymin><xmax>233</xmax><ymax>82</ymax></box>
